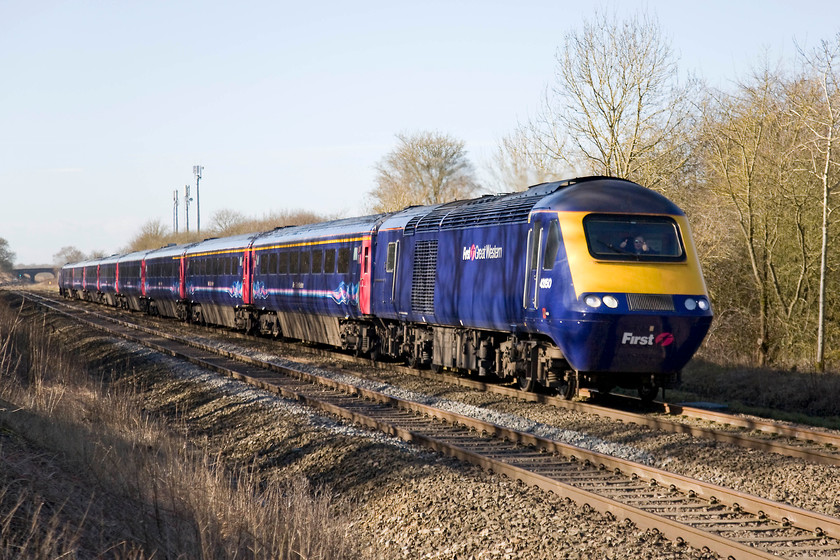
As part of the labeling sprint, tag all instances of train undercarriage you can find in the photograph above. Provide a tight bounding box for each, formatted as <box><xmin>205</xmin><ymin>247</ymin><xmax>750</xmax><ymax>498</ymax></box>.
<box><xmin>67</xmin><ymin>292</ymin><xmax>674</xmax><ymax>401</ymax></box>
<box><xmin>237</xmin><ymin>305</ymin><xmax>676</xmax><ymax>402</ymax></box>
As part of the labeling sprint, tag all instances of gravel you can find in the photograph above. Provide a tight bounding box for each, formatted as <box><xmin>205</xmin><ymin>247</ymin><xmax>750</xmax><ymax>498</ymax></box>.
<box><xmin>102</xmin><ymin>333</ymin><xmax>723</xmax><ymax>559</ymax></box>
<box><xmin>37</xmin><ymin>305</ymin><xmax>840</xmax><ymax>559</ymax></box>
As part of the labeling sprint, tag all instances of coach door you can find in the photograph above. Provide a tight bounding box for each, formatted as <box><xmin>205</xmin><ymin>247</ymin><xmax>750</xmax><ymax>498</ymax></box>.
<box><xmin>141</xmin><ymin>260</ymin><xmax>147</xmax><ymax>296</ymax></box>
<box><xmin>383</xmin><ymin>240</ymin><xmax>399</xmax><ymax>305</ymax></box>
<box><xmin>178</xmin><ymin>257</ymin><xmax>187</xmax><ymax>299</ymax></box>
<box><xmin>359</xmin><ymin>237</ymin><xmax>373</xmax><ymax>314</ymax></box>
<box><xmin>242</xmin><ymin>248</ymin><xmax>253</xmax><ymax>305</ymax></box>
<box><xmin>524</xmin><ymin>220</ymin><xmax>544</xmax><ymax>310</ymax></box>
<box><xmin>524</xmin><ymin>217</ymin><xmax>561</xmax><ymax>314</ymax></box>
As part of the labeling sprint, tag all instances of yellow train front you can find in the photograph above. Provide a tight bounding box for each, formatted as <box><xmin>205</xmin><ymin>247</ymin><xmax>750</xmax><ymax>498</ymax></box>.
<box><xmin>527</xmin><ymin>177</ymin><xmax>712</xmax><ymax>399</ymax></box>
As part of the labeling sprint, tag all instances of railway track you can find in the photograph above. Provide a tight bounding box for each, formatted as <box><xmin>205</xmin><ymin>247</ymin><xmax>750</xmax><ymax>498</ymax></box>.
<box><xmin>15</xmin><ymin>290</ymin><xmax>840</xmax><ymax>466</ymax></box>
<box><xmin>10</xmin><ymin>289</ymin><xmax>840</xmax><ymax>559</ymax></box>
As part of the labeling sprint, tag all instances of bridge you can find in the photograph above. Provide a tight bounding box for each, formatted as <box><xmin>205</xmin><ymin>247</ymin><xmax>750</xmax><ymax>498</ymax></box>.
<box><xmin>12</xmin><ymin>266</ymin><xmax>57</xmax><ymax>283</ymax></box>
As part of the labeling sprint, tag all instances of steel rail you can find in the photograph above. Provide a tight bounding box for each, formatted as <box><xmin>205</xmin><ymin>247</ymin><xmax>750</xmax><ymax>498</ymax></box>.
<box><xmin>17</xmin><ymin>290</ymin><xmax>840</xmax><ymax>465</ymax></box>
<box><xmin>378</xmin><ymin>367</ymin><xmax>840</xmax><ymax>467</ymax></box>
<box><xmin>14</xmin><ymin>291</ymin><xmax>840</xmax><ymax>560</ymax></box>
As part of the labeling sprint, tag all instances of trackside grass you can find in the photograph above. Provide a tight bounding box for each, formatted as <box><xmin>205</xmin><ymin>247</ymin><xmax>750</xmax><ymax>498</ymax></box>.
<box><xmin>674</xmin><ymin>358</ymin><xmax>840</xmax><ymax>429</ymax></box>
<box><xmin>0</xmin><ymin>298</ymin><xmax>355</xmax><ymax>560</ymax></box>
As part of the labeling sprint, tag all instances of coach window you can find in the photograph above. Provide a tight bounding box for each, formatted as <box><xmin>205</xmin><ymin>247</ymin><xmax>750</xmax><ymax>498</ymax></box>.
<box><xmin>300</xmin><ymin>250</ymin><xmax>311</xmax><ymax>274</ymax></box>
<box><xmin>543</xmin><ymin>220</ymin><xmax>561</xmax><ymax>271</ymax></box>
<box><xmin>324</xmin><ymin>248</ymin><xmax>336</xmax><ymax>273</ymax></box>
<box><xmin>289</xmin><ymin>251</ymin><xmax>300</xmax><ymax>274</ymax></box>
<box><xmin>337</xmin><ymin>247</ymin><xmax>351</xmax><ymax>274</ymax></box>
<box><xmin>231</xmin><ymin>257</ymin><xmax>238</xmax><ymax>274</ymax></box>
<box><xmin>279</xmin><ymin>252</ymin><xmax>289</xmax><ymax>274</ymax></box>
<box><xmin>259</xmin><ymin>254</ymin><xmax>267</xmax><ymax>275</ymax></box>
<box><xmin>269</xmin><ymin>253</ymin><xmax>277</xmax><ymax>274</ymax></box>
<box><xmin>312</xmin><ymin>249</ymin><xmax>323</xmax><ymax>274</ymax></box>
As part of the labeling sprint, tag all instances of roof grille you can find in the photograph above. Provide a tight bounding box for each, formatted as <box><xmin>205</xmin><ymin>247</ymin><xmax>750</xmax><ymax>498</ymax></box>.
<box><xmin>627</xmin><ymin>294</ymin><xmax>674</xmax><ymax>312</ymax></box>
<box><xmin>403</xmin><ymin>183</ymin><xmax>566</xmax><ymax>235</ymax></box>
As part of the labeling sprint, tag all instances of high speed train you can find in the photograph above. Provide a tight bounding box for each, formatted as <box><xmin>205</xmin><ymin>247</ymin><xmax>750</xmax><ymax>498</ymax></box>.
<box><xmin>59</xmin><ymin>176</ymin><xmax>713</xmax><ymax>401</ymax></box>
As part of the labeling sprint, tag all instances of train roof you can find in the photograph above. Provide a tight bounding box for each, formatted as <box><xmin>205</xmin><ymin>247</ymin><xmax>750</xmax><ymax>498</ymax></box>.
<box><xmin>377</xmin><ymin>203</ymin><xmax>446</xmax><ymax>231</ymax></box>
<box><xmin>144</xmin><ymin>242</ymin><xmax>198</xmax><ymax>261</ymax></box>
<box><xmin>185</xmin><ymin>232</ymin><xmax>261</xmax><ymax>257</ymax></box>
<box><xmin>97</xmin><ymin>253</ymin><xmax>122</xmax><ymax>266</ymax></box>
<box><xmin>251</xmin><ymin>213</ymin><xmax>387</xmax><ymax>247</ymax></box>
<box><xmin>538</xmin><ymin>177</ymin><xmax>685</xmax><ymax>215</ymax></box>
<box><xmin>378</xmin><ymin>180</ymin><xmax>567</xmax><ymax>235</ymax></box>
<box><xmin>62</xmin><ymin>260</ymin><xmax>88</xmax><ymax>270</ymax></box>
<box><xmin>374</xmin><ymin>177</ymin><xmax>684</xmax><ymax>235</ymax></box>
<box><xmin>116</xmin><ymin>249</ymin><xmax>152</xmax><ymax>263</ymax></box>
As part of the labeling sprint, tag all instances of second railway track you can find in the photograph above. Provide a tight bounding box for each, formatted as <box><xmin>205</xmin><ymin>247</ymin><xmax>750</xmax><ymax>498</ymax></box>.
<box><xmin>12</xmin><ymin>289</ymin><xmax>840</xmax><ymax>559</ymax></box>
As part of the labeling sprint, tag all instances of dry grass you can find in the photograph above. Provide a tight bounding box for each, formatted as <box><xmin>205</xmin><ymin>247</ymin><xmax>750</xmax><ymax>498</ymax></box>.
<box><xmin>677</xmin><ymin>358</ymin><xmax>840</xmax><ymax>428</ymax></box>
<box><xmin>0</xmin><ymin>299</ymin><xmax>355</xmax><ymax>559</ymax></box>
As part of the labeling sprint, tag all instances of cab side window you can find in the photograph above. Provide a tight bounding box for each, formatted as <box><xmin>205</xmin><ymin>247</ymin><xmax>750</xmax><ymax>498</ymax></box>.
<box><xmin>543</xmin><ymin>220</ymin><xmax>560</xmax><ymax>271</ymax></box>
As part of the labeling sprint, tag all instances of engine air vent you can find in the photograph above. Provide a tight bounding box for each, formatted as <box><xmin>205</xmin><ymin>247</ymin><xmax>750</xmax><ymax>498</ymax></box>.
<box><xmin>411</xmin><ymin>240</ymin><xmax>438</xmax><ymax>314</ymax></box>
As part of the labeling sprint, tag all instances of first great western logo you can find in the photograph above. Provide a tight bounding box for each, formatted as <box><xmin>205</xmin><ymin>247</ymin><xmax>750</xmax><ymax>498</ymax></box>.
<box><xmin>462</xmin><ymin>244</ymin><xmax>504</xmax><ymax>261</ymax></box>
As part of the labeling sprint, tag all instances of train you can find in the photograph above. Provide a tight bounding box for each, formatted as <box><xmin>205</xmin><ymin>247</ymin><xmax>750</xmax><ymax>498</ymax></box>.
<box><xmin>58</xmin><ymin>176</ymin><xmax>713</xmax><ymax>401</ymax></box>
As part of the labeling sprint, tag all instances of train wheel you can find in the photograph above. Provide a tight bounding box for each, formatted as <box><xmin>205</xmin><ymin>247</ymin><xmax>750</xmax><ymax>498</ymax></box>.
<box><xmin>557</xmin><ymin>371</ymin><xmax>577</xmax><ymax>400</ymax></box>
<box><xmin>517</xmin><ymin>372</ymin><xmax>537</xmax><ymax>392</ymax></box>
<box><xmin>595</xmin><ymin>381</ymin><xmax>614</xmax><ymax>398</ymax></box>
<box><xmin>638</xmin><ymin>382</ymin><xmax>659</xmax><ymax>403</ymax></box>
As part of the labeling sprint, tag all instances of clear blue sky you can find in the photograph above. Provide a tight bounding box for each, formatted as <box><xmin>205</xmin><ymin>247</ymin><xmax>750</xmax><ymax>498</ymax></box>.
<box><xmin>2</xmin><ymin>0</ymin><xmax>838</xmax><ymax>265</ymax></box>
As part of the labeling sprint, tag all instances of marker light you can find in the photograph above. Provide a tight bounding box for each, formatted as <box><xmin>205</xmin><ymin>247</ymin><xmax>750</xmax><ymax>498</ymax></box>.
<box><xmin>684</xmin><ymin>298</ymin><xmax>697</xmax><ymax>311</ymax></box>
<box><xmin>697</xmin><ymin>298</ymin><xmax>709</xmax><ymax>311</ymax></box>
<box><xmin>584</xmin><ymin>295</ymin><xmax>602</xmax><ymax>308</ymax></box>
<box><xmin>602</xmin><ymin>295</ymin><xmax>619</xmax><ymax>309</ymax></box>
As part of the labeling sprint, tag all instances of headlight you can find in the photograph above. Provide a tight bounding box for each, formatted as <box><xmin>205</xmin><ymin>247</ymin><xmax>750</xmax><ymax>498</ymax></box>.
<box><xmin>697</xmin><ymin>298</ymin><xmax>709</xmax><ymax>311</ymax></box>
<box><xmin>584</xmin><ymin>295</ymin><xmax>601</xmax><ymax>308</ymax></box>
<box><xmin>602</xmin><ymin>295</ymin><xmax>619</xmax><ymax>309</ymax></box>
<box><xmin>684</xmin><ymin>298</ymin><xmax>697</xmax><ymax>311</ymax></box>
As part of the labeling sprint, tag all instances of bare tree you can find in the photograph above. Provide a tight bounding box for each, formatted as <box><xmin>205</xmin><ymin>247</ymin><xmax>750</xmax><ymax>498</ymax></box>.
<box><xmin>790</xmin><ymin>36</ymin><xmax>840</xmax><ymax>371</ymax></box>
<box><xmin>52</xmin><ymin>246</ymin><xmax>86</xmax><ymax>267</ymax></box>
<box><xmin>700</xmin><ymin>66</ymin><xmax>818</xmax><ymax>366</ymax></box>
<box><xmin>368</xmin><ymin>131</ymin><xmax>479</xmax><ymax>212</ymax></box>
<box><xmin>0</xmin><ymin>238</ymin><xmax>15</xmax><ymax>272</ymax></box>
<box><xmin>486</xmin><ymin>127</ymin><xmax>566</xmax><ymax>192</ymax></box>
<box><xmin>125</xmin><ymin>219</ymin><xmax>173</xmax><ymax>252</ymax></box>
<box><xmin>209</xmin><ymin>208</ymin><xmax>247</xmax><ymax>236</ymax></box>
<box><xmin>531</xmin><ymin>10</ymin><xmax>694</xmax><ymax>189</ymax></box>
